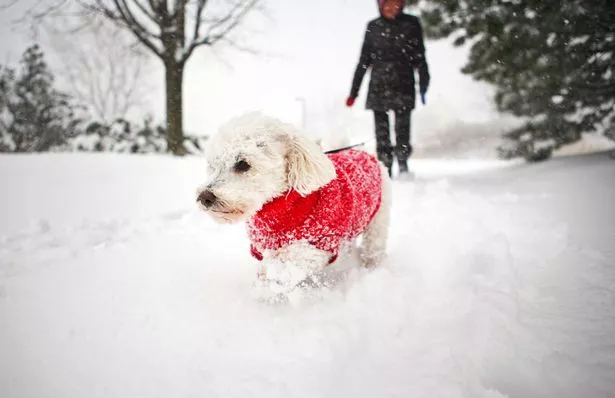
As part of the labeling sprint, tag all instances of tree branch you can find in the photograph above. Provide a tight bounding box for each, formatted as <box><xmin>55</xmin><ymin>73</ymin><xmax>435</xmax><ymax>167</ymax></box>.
<box><xmin>218</xmin><ymin>36</ymin><xmax>259</xmax><ymax>55</ymax></box>
<box><xmin>181</xmin><ymin>0</ymin><xmax>259</xmax><ymax>62</ymax></box>
<box><xmin>131</xmin><ymin>0</ymin><xmax>159</xmax><ymax>23</ymax></box>
<box><xmin>89</xmin><ymin>0</ymin><xmax>164</xmax><ymax>58</ymax></box>
<box><xmin>207</xmin><ymin>0</ymin><xmax>259</xmax><ymax>43</ymax></box>
<box><xmin>187</xmin><ymin>0</ymin><xmax>208</xmax><ymax>55</ymax></box>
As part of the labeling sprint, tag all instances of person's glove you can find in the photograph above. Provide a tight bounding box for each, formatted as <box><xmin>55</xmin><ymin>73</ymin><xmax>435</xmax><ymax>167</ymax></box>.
<box><xmin>345</xmin><ymin>97</ymin><xmax>356</xmax><ymax>107</ymax></box>
<box><xmin>419</xmin><ymin>75</ymin><xmax>429</xmax><ymax>105</ymax></box>
<box><xmin>419</xmin><ymin>84</ymin><xmax>428</xmax><ymax>105</ymax></box>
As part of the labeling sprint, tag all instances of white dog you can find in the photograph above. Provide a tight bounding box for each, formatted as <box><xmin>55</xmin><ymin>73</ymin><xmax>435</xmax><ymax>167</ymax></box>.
<box><xmin>196</xmin><ymin>112</ymin><xmax>391</xmax><ymax>293</ymax></box>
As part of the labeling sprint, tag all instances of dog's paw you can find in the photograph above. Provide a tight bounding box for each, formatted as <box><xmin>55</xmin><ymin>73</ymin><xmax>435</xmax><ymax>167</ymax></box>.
<box><xmin>359</xmin><ymin>256</ymin><xmax>378</xmax><ymax>269</ymax></box>
<box><xmin>250</xmin><ymin>279</ymin><xmax>290</xmax><ymax>305</ymax></box>
<box><xmin>359</xmin><ymin>249</ymin><xmax>385</xmax><ymax>268</ymax></box>
<box><xmin>251</xmin><ymin>278</ymin><xmax>329</xmax><ymax>306</ymax></box>
<box><xmin>263</xmin><ymin>260</ymin><xmax>311</xmax><ymax>289</ymax></box>
<box><xmin>250</xmin><ymin>264</ymin><xmax>327</xmax><ymax>305</ymax></box>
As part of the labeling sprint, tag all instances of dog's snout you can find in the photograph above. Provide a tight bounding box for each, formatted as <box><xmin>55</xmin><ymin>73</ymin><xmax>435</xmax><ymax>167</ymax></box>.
<box><xmin>197</xmin><ymin>190</ymin><xmax>218</xmax><ymax>208</ymax></box>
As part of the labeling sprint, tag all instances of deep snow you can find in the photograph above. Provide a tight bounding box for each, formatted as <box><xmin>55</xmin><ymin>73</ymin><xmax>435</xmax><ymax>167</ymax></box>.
<box><xmin>1</xmin><ymin>151</ymin><xmax>614</xmax><ymax>398</ymax></box>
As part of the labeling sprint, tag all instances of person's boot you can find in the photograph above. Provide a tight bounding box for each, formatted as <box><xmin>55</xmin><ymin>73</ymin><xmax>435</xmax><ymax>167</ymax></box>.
<box><xmin>377</xmin><ymin>151</ymin><xmax>393</xmax><ymax>179</ymax></box>
<box><xmin>398</xmin><ymin>158</ymin><xmax>408</xmax><ymax>174</ymax></box>
<box><xmin>395</xmin><ymin>144</ymin><xmax>412</xmax><ymax>174</ymax></box>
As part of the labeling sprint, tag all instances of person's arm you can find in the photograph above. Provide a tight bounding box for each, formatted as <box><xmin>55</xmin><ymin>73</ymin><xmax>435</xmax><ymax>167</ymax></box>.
<box><xmin>348</xmin><ymin>26</ymin><xmax>373</xmax><ymax>102</ymax></box>
<box><xmin>414</xmin><ymin>19</ymin><xmax>430</xmax><ymax>99</ymax></box>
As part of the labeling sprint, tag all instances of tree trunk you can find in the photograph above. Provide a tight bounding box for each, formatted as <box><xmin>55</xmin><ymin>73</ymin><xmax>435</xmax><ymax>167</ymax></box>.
<box><xmin>165</xmin><ymin>61</ymin><xmax>185</xmax><ymax>155</ymax></box>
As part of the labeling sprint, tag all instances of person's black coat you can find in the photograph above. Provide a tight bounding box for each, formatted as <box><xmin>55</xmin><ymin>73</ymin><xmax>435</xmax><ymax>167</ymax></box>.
<box><xmin>349</xmin><ymin>13</ymin><xmax>430</xmax><ymax>111</ymax></box>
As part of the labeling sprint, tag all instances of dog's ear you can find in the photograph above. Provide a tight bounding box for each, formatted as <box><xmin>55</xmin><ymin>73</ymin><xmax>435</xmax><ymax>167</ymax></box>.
<box><xmin>285</xmin><ymin>133</ymin><xmax>336</xmax><ymax>196</ymax></box>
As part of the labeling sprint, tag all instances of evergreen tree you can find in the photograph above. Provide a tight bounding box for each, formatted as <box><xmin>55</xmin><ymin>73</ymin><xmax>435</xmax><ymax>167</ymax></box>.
<box><xmin>416</xmin><ymin>0</ymin><xmax>615</xmax><ymax>160</ymax></box>
<box><xmin>0</xmin><ymin>65</ymin><xmax>16</xmax><ymax>151</ymax></box>
<box><xmin>0</xmin><ymin>45</ymin><xmax>79</xmax><ymax>152</ymax></box>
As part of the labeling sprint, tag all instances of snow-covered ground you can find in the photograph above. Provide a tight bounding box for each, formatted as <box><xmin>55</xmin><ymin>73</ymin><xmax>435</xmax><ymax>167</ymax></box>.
<box><xmin>1</xmin><ymin>151</ymin><xmax>614</xmax><ymax>398</ymax></box>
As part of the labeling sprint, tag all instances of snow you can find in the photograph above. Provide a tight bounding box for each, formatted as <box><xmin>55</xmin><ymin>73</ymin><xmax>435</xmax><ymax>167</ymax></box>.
<box><xmin>1</xmin><ymin>151</ymin><xmax>615</xmax><ymax>398</ymax></box>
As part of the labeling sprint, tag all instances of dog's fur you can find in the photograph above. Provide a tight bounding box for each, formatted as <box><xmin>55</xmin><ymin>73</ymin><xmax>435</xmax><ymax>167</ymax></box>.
<box><xmin>196</xmin><ymin>112</ymin><xmax>391</xmax><ymax>289</ymax></box>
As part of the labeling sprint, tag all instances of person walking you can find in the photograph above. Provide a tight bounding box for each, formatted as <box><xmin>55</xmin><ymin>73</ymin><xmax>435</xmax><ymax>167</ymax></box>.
<box><xmin>346</xmin><ymin>0</ymin><xmax>430</xmax><ymax>177</ymax></box>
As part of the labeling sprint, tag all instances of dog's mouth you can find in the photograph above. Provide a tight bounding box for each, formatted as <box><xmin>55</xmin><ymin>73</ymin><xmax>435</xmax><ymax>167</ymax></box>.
<box><xmin>195</xmin><ymin>191</ymin><xmax>253</xmax><ymax>223</ymax></box>
<box><xmin>211</xmin><ymin>209</ymin><xmax>244</xmax><ymax>216</ymax></box>
<box><xmin>206</xmin><ymin>208</ymin><xmax>246</xmax><ymax>223</ymax></box>
<box><xmin>196</xmin><ymin>199</ymin><xmax>244</xmax><ymax>216</ymax></box>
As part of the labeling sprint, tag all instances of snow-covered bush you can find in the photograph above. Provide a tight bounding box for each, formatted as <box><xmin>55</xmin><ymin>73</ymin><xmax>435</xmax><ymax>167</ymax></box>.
<box><xmin>0</xmin><ymin>44</ymin><xmax>207</xmax><ymax>155</ymax></box>
<box><xmin>62</xmin><ymin>117</ymin><xmax>208</xmax><ymax>155</ymax></box>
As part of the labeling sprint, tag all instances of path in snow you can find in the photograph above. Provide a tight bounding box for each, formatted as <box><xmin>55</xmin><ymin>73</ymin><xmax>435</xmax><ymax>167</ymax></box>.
<box><xmin>1</xmin><ymin>152</ymin><xmax>614</xmax><ymax>398</ymax></box>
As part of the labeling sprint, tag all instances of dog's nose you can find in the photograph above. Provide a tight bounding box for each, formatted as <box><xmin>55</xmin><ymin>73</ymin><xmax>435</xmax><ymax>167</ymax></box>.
<box><xmin>197</xmin><ymin>190</ymin><xmax>217</xmax><ymax>208</ymax></box>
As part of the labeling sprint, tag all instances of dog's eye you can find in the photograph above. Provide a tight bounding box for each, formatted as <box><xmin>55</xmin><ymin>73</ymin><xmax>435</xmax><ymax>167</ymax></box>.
<box><xmin>233</xmin><ymin>159</ymin><xmax>251</xmax><ymax>173</ymax></box>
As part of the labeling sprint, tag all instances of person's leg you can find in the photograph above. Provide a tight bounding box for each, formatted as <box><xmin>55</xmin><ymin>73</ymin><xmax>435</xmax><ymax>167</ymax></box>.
<box><xmin>373</xmin><ymin>110</ymin><xmax>393</xmax><ymax>176</ymax></box>
<box><xmin>393</xmin><ymin>108</ymin><xmax>412</xmax><ymax>172</ymax></box>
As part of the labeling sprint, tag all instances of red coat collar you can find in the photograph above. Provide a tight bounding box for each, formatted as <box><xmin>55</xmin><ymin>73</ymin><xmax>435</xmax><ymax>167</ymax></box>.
<box><xmin>250</xmin><ymin>189</ymin><xmax>320</xmax><ymax>234</ymax></box>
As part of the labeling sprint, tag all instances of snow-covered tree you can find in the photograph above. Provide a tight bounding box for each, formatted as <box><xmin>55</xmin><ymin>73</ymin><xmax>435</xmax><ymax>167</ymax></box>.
<box><xmin>416</xmin><ymin>0</ymin><xmax>615</xmax><ymax>161</ymax></box>
<box><xmin>0</xmin><ymin>45</ymin><xmax>80</xmax><ymax>152</ymax></box>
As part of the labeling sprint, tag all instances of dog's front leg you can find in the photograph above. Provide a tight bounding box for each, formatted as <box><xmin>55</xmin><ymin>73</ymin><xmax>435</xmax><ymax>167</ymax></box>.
<box><xmin>260</xmin><ymin>241</ymin><xmax>331</xmax><ymax>294</ymax></box>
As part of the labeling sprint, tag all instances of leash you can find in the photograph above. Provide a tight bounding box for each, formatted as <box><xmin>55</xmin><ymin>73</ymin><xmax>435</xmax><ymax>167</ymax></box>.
<box><xmin>324</xmin><ymin>139</ymin><xmax>374</xmax><ymax>154</ymax></box>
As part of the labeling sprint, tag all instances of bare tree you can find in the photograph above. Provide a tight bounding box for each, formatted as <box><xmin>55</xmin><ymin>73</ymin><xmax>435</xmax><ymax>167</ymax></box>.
<box><xmin>8</xmin><ymin>0</ymin><xmax>263</xmax><ymax>154</ymax></box>
<box><xmin>46</xmin><ymin>16</ymin><xmax>152</xmax><ymax>123</ymax></box>
<box><xmin>85</xmin><ymin>0</ymin><xmax>262</xmax><ymax>155</ymax></box>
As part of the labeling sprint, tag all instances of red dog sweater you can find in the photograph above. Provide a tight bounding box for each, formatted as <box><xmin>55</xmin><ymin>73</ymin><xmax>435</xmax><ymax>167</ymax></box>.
<box><xmin>247</xmin><ymin>149</ymin><xmax>383</xmax><ymax>264</ymax></box>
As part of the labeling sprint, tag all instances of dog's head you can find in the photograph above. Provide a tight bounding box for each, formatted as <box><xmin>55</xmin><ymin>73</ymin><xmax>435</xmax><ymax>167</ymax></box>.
<box><xmin>196</xmin><ymin>112</ymin><xmax>336</xmax><ymax>224</ymax></box>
